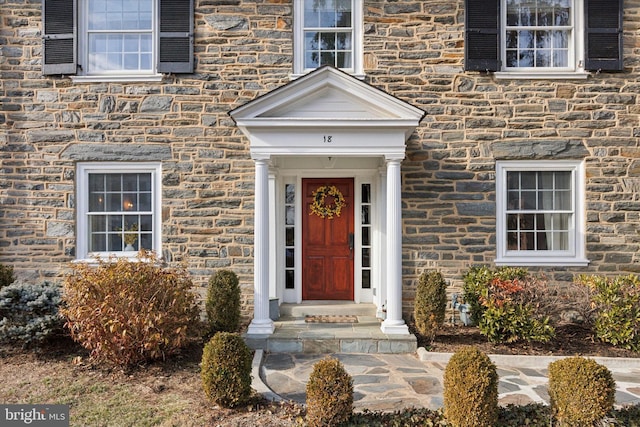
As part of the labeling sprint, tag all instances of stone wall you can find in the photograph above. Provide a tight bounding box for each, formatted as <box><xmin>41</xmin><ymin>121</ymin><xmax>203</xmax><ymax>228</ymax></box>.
<box><xmin>1</xmin><ymin>0</ymin><xmax>639</xmax><ymax>319</ymax></box>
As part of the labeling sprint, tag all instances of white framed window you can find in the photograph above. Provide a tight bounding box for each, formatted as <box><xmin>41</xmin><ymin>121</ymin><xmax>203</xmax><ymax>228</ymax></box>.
<box><xmin>293</xmin><ymin>0</ymin><xmax>363</xmax><ymax>78</ymax></box>
<box><xmin>42</xmin><ymin>0</ymin><xmax>193</xmax><ymax>79</ymax></box>
<box><xmin>495</xmin><ymin>160</ymin><xmax>588</xmax><ymax>266</ymax></box>
<box><xmin>464</xmin><ymin>0</ymin><xmax>623</xmax><ymax>77</ymax></box>
<box><xmin>82</xmin><ymin>0</ymin><xmax>155</xmax><ymax>76</ymax></box>
<box><xmin>76</xmin><ymin>162</ymin><xmax>162</xmax><ymax>260</ymax></box>
<box><xmin>504</xmin><ymin>0</ymin><xmax>575</xmax><ymax>70</ymax></box>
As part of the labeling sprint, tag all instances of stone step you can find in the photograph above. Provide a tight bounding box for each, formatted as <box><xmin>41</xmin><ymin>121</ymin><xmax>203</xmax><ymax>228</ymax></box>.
<box><xmin>244</xmin><ymin>315</ymin><xmax>417</xmax><ymax>354</ymax></box>
<box><xmin>279</xmin><ymin>302</ymin><xmax>377</xmax><ymax>317</ymax></box>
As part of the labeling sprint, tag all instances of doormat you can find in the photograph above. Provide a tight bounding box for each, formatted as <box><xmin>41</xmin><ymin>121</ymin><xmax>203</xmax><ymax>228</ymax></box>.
<box><xmin>305</xmin><ymin>315</ymin><xmax>358</xmax><ymax>323</ymax></box>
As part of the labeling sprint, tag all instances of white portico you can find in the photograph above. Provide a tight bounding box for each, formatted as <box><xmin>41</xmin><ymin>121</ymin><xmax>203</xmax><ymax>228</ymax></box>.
<box><xmin>230</xmin><ymin>67</ymin><xmax>424</xmax><ymax>336</ymax></box>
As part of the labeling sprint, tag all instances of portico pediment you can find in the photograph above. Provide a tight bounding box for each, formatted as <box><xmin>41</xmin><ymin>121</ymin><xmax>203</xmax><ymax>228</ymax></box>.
<box><xmin>229</xmin><ymin>66</ymin><xmax>425</xmax><ymax>159</ymax></box>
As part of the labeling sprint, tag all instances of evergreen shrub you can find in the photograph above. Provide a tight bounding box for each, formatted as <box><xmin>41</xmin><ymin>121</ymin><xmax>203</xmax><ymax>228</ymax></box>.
<box><xmin>0</xmin><ymin>263</ymin><xmax>15</xmax><ymax>289</ymax></box>
<box><xmin>548</xmin><ymin>356</ymin><xmax>615</xmax><ymax>426</ymax></box>
<box><xmin>62</xmin><ymin>251</ymin><xmax>200</xmax><ymax>366</ymax></box>
<box><xmin>443</xmin><ymin>346</ymin><xmax>499</xmax><ymax>427</ymax></box>
<box><xmin>576</xmin><ymin>274</ymin><xmax>640</xmax><ymax>351</ymax></box>
<box><xmin>306</xmin><ymin>356</ymin><xmax>353</xmax><ymax>427</ymax></box>
<box><xmin>414</xmin><ymin>269</ymin><xmax>447</xmax><ymax>342</ymax></box>
<box><xmin>0</xmin><ymin>281</ymin><xmax>64</xmax><ymax>345</ymax></box>
<box><xmin>201</xmin><ymin>332</ymin><xmax>253</xmax><ymax>408</ymax></box>
<box><xmin>206</xmin><ymin>269</ymin><xmax>241</xmax><ymax>333</ymax></box>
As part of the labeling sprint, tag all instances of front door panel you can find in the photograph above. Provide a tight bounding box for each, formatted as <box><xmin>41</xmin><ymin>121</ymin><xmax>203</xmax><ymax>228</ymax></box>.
<box><xmin>302</xmin><ymin>178</ymin><xmax>354</xmax><ymax>300</ymax></box>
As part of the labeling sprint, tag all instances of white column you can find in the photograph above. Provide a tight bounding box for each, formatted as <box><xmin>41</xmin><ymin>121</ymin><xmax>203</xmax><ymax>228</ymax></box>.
<box><xmin>247</xmin><ymin>158</ymin><xmax>275</xmax><ymax>335</ymax></box>
<box><xmin>381</xmin><ymin>158</ymin><xmax>409</xmax><ymax>335</ymax></box>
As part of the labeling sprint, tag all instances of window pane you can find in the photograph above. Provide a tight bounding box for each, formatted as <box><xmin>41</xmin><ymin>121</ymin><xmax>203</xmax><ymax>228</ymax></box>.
<box><xmin>285</xmin><ymin>206</ymin><xmax>295</xmax><ymax>225</ymax></box>
<box><xmin>139</xmin><ymin>192</ymin><xmax>152</xmax><ymax>211</ymax></box>
<box><xmin>90</xmin><ymin>215</ymin><xmax>106</xmax><ymax>232</ymax></box>
<box><xmin>362</xmin><ymin>270</ymin><xmax>371</xmax><ymax>289</ymax></box>
<box><xmin>285</xmin><ymin>184</ymin><xmax>295</xmax><ymax>204</ymax></box>
<box><xmin>362</xmin><ymin>248</ymin><xmax>370</xmax><ymax>267</ymax></box>
<box><xmin>361</xmin><ymin>205</ymin><xmax>370</xmax><ymax>224</ymax></box>
<box><xmin>362</xmin><ymin>184</ymin><xmax>370</xmax><ymax>203</ymax></box>
<box><xmin>521</xmin><ymin>172</ymin><xmax>536</xmax><ymax>189</ymax></box>
<box><xmin>140</xmin><ymin>215</ymin><xmax>153</xmax><ymax>231</ymax></box>
<box><xmin>91</xmin><ymin>233</ymin><xmax>106</xmax><ymax>252</ymax></box>
<box><xmin>286</xmin><ymin>248</ymin><xmax>294</xmax><ymax>268</ymax></box>
<box><xmin>285</xmin><ymin>270</ymin><xmax>295</xmax><ymax>289</ymax></box>
<box><xmin>362</xmin><ymin>227</ymin><xmax>370</xmax><ymax>246</ymax></box>
<box><xmin>286</xmin><ymin>227</ymin><xmax>294</xmax><ymax>246</ymax></box>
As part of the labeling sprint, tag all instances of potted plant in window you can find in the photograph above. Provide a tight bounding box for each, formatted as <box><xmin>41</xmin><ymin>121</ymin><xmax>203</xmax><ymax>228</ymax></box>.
<box><xmin>123</xmin><ymin>224</ymin><xmax>138</xmax><ymax>251</ymax></box>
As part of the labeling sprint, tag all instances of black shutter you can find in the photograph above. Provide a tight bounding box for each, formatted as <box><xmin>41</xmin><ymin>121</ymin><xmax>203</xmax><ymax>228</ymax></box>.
<box><xmin>585</xmin><ymin>0</ymin><xmax>623</xmax><ymax>71</ymax></box>
<box><xmin>42</xmin><ymin>0</ymin><xmax>77</xmax><ymax>75</ymax></box>
<box><xmin>465</xmin><ymin>0</ymin><xmax>500</xmax><ymax>72</ymax></box>
<box><xmin>158</xmin><ymin>0</ymin><xmax>194</xmax><ymax>73</ymax></box>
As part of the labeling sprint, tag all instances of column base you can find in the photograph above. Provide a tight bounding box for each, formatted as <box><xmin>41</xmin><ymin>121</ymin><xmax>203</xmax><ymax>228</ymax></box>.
<box><xmin>380</xmin><ymin>319</ymin><xmax>410</xmax><ymax>335</ymax></box>
<box><xmin>247</xmin><ymin>319</ymin><xmax>275</xmax><ymax>335</ymax></box>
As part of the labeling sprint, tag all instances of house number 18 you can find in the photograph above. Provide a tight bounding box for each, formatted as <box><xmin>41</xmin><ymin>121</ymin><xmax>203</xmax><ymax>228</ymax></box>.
<box><xmin>323</xmin><ymin>136</ymin><xmax>333</xmax><ymax>143</ymax></box>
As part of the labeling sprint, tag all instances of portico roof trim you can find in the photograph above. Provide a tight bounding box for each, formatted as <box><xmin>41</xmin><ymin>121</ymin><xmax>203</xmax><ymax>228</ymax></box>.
<box><xmin>229</xmin><ymin>66</ymin><xmax>426</xmax><ymax>150</ymax></box>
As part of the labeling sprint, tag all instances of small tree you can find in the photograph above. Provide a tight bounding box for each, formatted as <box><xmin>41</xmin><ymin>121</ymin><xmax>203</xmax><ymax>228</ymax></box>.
<box><xmin>201</xmin><ymin>332</ymin><xmax>253</xmax><ymax>408</ymax></box>
<box><xmin>306</xmin><ymin>357</ymin><xmax>353</xmax><ymax>427</ymax></box>
<box><xmin>443</xmin><ymin>346</ymin><xmax>499</xmax><ymax>427</ymax></box>
<box><xmin>206</xmin><ymin>269</ymin><xmax>241</xmax><ymax>333</ymax></box>
<box><xmin>414</xmin><ymin>270</ymin><xmax>447</xmax><ymax>342</ymax></box>
<box><xmin>549</xmin><ymin>357</ymin><xmax>615</xmax><ymax>426</ymax></box>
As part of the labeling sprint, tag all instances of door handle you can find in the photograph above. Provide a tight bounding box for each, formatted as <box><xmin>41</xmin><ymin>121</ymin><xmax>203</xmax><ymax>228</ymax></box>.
<box><xmin>348</xmin><ymin>233</ymin><xmax>354</xmax><ymax>252</ymax></box>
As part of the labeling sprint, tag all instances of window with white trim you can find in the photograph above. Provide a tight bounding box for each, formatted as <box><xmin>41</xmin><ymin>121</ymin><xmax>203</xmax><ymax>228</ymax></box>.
<box><xmin>42</xmin><ymin>0</ymin><xmax>193</xmax><ymax>78</ymax></box>
<box><xmin>293</xmin><ymin>0</ymin><xmax>363</xmax><ymax>77</ymax></box>
<box><xmin>495</xmin><ymin>161</ymin><xmax>588</xmax><ymax>266</ymax></box>
<box><xmin>504</xmin><ymin>0</ymin><xmax>574</xmax><ymax>70</ymax></box>
<box><xmin>464</xmin><ymin>0</ymin><xmax>623</xmax><ymax>76</ymax></box>
<box><xmin>76</xmin><ymin>163</ymin><xmax>162</xmax><ymax>259</ymax></box>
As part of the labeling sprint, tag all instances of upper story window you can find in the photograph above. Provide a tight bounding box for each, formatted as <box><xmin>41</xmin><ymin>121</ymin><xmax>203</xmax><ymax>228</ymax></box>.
<box><xmin>76</xmin><ymin>163</ymin><xmax>162</xmax><ymax>260</ymax></box>
<box><xmin>505</xmin><ymin>0</ymin><xmax>573</xmax><ymax>70</ymax></box>
<box><xmin>293</xmin><ymin>0</ymin><xmax>363</xmax><ymax>78</ymax></box>
<box><xmin>495</xmin><ymin>160</ymin><xmax>588</xmax><ymax>266</ymax></box>
<box><xmin>42</xmin><ymin>0</ymin><xmax>193</xmax><ymax>80</ymax></box>
<box><xmin>85</xmin><ymin>0</ymin><xmax>154</xmax><ymax>74</ymax></box>
<box><xmin>464</xmin><ymin>0</ymin><xmax>623</xmax><ymax>78</ymax></box>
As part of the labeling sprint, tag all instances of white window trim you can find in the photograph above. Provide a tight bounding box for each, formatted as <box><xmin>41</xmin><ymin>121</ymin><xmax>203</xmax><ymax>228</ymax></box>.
<box><xmin>76</xmin><ymin>162</ymin><xmax>163</xmax><ymax>261</ymax></box>
<box><xmin>73</xmin><ymin>0</ymin><xmax>162</xmax><ymax>81</ymax></box>
<box><xmin>495</xmin><ymin>0</ymin><xmax>586</xmax><ymax>79</ymax></box>
<box><xmin>495</xmin><ymin>160</ymin><xmax>589</xmax><ymax>267</ymax></box>
<box><xmin>291</xmin><ymin>0</ymin><xmax>364</xmax><ymax>80</ymax></box>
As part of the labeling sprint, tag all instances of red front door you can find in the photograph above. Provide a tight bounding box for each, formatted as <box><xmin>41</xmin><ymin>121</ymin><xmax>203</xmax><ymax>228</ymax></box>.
<box><xmin>302</xmin><ymin>178</ymin><xmax>354</xmax><ymax>300</ymax></box>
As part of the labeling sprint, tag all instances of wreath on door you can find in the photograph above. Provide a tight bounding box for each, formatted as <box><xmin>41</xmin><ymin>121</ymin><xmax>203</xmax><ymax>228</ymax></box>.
<box><xmin>309</xmin><ymin>185</ymin><xmax>346</xmax><ymax>219</ymax></box>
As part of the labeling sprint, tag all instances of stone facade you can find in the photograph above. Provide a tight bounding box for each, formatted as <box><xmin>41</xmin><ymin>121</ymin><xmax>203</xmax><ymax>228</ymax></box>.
<box><xmin>1</xmin><ymin>0</ymin><xmax>639</xmax><ymax>319</ymax></box>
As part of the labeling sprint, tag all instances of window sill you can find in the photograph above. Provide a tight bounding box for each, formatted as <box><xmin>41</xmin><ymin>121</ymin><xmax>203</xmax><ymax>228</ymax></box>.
<box><xmin>71</xmin><ymin>74</ymin><xmax>163</xmax><ymax>83</ymax></box>
<box><xmin>495</xmin><ymin>257</ymin><xmax>590</xmax><ymax>267</ymax></box>
<box><xmin>74</xmin><ymin>251</ymin><xmax>159</xmax><ymax>265</ymax></box>
<box><xmin>290</xmin><ymin>71</ymin><xmax>366</xmax><ymax>81</ymax></box>
<box><xmin>494</xmin><ymin>71</ymin><xmax>589</xmax><ymax>80</ymax></box>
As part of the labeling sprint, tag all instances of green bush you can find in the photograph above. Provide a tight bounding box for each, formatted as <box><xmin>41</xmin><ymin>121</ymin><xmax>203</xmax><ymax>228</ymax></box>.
<box><xmin>497</xmin><ymin>403</ymin><xmax>552</xmax><ymax>427</ymax></box>
<box><xmin>0</xmin><ymin>281</ymin><xmax>64</xmax><ymax>345</ymax></box>
<box><xmin>463</xmin><ymin>266</ymin><xmax>528</xmax><ymax>326</ymax></box>
<box><xmin>306</xmin><ymin>356</ymin><xmax>353</xmax><ymax>427</ymax></box>
<box><xmin>201</xmin><ymin>332</ymin><xmax>253</xmax><ymax>408</ymax></box>
<box><xmin>463</xmin><ymin>266</ymin><xmax>555</xmax><ymax>344</ymax></box>
<box><xmin>443</xmin><ymin>346</ymin><xmax>499</xmax><ymax>427</ymax></box>
<box><xmin>548</xmin><ymin>356</ymin><xmax>615</xmax><ymax>426</ymax></box>
<box><xmin>61</xmin><ymin>251</ymin><xmax>201</xmax><ymax>366</ymax></box>
<box><xmin>0</xmin><ymin>264</ymin><xmax>15</xmax><ymax>290</ymax></box>
<box><xmin>206</xmin><ymin>269</ymin><xmax>241</xmax><ymax>334</ymax></box>
<box><xmin>576</xmin><ymin>274</ymin><xmax>640</xmax><ymax>351</ymax></box>
<box><xmin>613</xmin><ymin>403</ymin><xmax>640</xmax><ymax>427</ymax></box>
<box><xmin>414</xmin><ymin>270</ymin><xmax>447</xmax><ymax>342</ymax></box>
